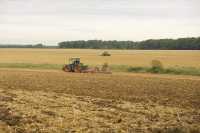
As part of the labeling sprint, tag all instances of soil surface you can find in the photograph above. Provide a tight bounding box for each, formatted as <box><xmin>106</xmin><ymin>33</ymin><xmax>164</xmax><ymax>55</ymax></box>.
<box><xmin>0</xmin><ymin>69</ymin><xmax>200</xmax><ymax>132</ymax></box>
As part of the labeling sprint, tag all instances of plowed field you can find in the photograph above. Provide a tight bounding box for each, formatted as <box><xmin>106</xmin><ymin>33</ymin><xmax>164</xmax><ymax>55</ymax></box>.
<box><xmin>0</xmin><ymin>69</ymin><xmax>200</xmax><ymax>132</ymax></box>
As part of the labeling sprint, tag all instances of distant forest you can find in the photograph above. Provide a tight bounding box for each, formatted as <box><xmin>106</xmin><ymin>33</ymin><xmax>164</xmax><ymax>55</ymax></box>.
<box><xmin>0</xmin><ymin>44</ymin><xmax>56</xmax><ymax>49</ymax></box>
<box><xmin>58</xmin><ymin>37</ymin><xmax>200</xmax><ymax>50</ymax></box>
<box><xmin>1</xmin><ymin>37</ymin><xmax>200</xmax><ymax>50</ymax></box>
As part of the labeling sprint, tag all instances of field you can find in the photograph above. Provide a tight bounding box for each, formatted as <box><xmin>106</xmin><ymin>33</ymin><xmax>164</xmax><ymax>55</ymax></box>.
<box><xmin>0</xmin><ymin>69</ymin><xmax>200</xmax><ymax>132</ymax></box>
<box><xmin>0</xmin><ymin>49</ymin><xmax>200</xmax><ymax>68</ymax></box>
<box><xmin>0</xmin><ymin>49</ymin><xmax>200</xmax><ymax>132</ymax></box>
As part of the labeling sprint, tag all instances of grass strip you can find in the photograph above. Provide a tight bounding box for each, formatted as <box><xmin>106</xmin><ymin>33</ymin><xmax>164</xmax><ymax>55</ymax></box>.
<box><xmin>0</xmin><ymin>63</ymin><xmax>62</xmax><ymax>70</ymax></box>
<box><xmin>126</xmin><ymin>66</ymin><xmax>200</xmax><ymax>76</ymax></box>
<box><xmin>0</xmin><ymin>63</ymin><xmax>200</xmax><ymax>76</ymax></box>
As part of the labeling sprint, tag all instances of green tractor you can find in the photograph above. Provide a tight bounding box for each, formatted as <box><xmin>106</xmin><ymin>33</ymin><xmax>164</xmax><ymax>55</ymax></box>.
<box><xmin>63</xmin><ymin>57</ymin><xmax>112</xmax><ymax>74</ymax></box>
<box><xmin>62</xmin><ymin>58</ymin><xmax>82</xmax><ymax>72</ymax></box>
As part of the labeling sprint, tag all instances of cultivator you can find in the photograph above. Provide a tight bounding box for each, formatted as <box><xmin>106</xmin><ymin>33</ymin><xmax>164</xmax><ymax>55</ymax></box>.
<box><xmin>62</xmin><ymin>58</ymin><xmax>111</xmax><ymax>74</ymax></box>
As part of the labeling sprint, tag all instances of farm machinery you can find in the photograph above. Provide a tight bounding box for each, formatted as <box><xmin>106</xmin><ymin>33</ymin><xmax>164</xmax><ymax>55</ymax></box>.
<box><xmin>62</xmin><ymin>58</ymin><xmax>111</xmax><ymax>74</ymax></box>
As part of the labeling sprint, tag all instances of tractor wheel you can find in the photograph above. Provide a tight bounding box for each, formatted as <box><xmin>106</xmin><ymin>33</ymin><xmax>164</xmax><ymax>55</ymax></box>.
<box><xmin>74</xmin><ymin>65</ymin><xmax>81</xmax><ymax>73</ymax></box>
<box><xmin>62</xmin><ymin>65</ymin><xmax>70</xmax><ymax>72</ymax></box>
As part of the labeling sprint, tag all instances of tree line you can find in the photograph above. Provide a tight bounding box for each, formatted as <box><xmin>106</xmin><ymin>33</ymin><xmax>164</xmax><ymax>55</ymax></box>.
<box><xmin>1</xmin><ymin>37</ymin><xmax>200</xmax><ymax>50</ymax></box>
<box><xmin>0</xmin><ymin>44</ymin><xmax>56</xmax><ymax>48</ymax></box>
<box><xmin>58</xmin><ymin>37</ymin><xmax>200</xmax><ymax>50</ymax></box>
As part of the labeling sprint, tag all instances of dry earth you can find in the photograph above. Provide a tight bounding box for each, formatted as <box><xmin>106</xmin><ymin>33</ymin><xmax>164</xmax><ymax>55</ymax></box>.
<box><xmin>0</xmin><ymin>69</ymin><xmax>200</xmax><ymax>133</ymax></box>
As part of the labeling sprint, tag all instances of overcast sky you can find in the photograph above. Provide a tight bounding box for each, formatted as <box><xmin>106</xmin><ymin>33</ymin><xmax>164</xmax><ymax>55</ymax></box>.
<box><xmin>0</xmin><ymin>0</ymin><xmax>200</xmax><ymax>45</ymax></box>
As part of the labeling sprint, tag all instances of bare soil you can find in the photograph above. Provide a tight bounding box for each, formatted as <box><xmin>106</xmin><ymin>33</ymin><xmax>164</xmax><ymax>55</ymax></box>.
<box><xmin>0</xmin><ymin>69</ymin><xmax>200</xmax><ymax>133</ymax></box>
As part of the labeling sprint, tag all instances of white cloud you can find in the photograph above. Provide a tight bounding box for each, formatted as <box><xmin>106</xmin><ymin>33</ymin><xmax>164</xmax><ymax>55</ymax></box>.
<box><xmin>0</xmin><ymin>0</ymin><xmax>200</xmax><ymax>45</ymax></box>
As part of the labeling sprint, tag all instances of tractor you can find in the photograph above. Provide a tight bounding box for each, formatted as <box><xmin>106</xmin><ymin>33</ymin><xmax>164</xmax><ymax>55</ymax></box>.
<box><xmin>62</xmin><ymin>58</ymin><xmax>82</xmax><ymax>72</ymax></box>
<box><xmin>62</xmin><ymin>57</ymin><xmax>112</xmax><ymax>74</ymax></box>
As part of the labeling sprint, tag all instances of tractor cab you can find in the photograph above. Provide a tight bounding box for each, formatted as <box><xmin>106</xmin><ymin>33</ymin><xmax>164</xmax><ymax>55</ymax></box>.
<box><xmin>69</xmin><ymin>58</ymin><xmax>80</xmax><ymax>65</ymax></box>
